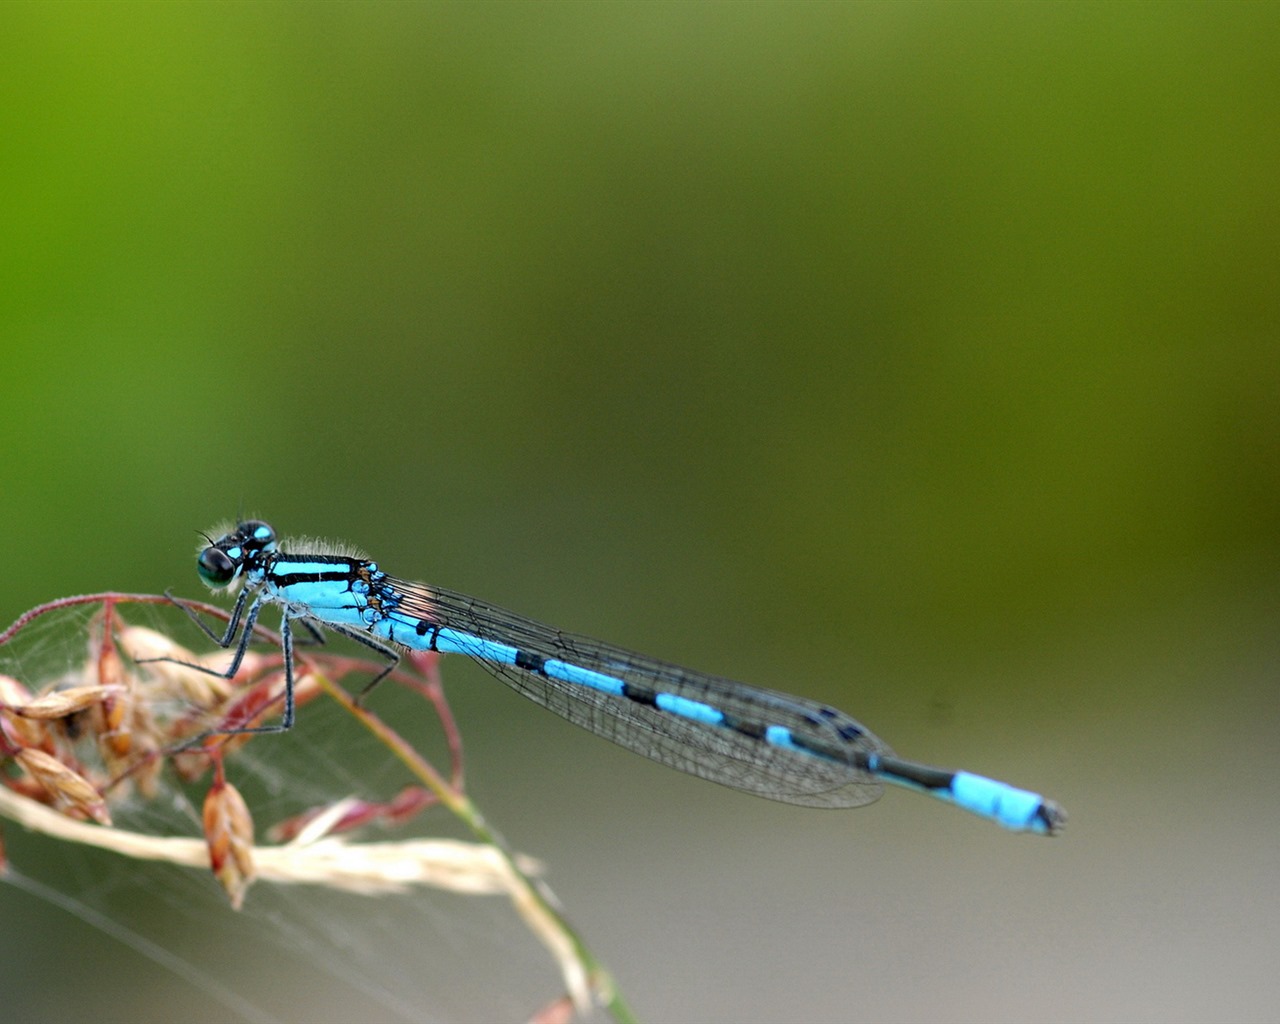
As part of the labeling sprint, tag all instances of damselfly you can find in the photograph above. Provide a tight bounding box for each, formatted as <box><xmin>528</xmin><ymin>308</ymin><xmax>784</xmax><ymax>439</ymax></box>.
<box><xmin>170</xmin><ymin>520</ymin><xmax>1066</xmax><ymax>835</ymax></box>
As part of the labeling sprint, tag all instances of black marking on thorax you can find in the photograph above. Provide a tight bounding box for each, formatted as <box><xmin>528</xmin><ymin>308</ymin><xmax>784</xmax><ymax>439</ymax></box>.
<box><xmin>269</xmin><ymin>554</ymin><xmax>365</xmax><ymax>589</ymax></box>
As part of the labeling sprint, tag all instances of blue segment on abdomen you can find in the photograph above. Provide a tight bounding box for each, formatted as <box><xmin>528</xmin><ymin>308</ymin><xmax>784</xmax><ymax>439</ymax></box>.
<box><xmin>430</xmin><ymin>627</ymin><xmax>520</xmax><ymax>665</ymax></box>
<box><xmin>655</xmin><ymin>693</ymin><xmax>725</xmax><ymax>725</ymax></box>
<box><xmin>409</xmin><ymin>623</ymin><xmax>628</xmax><ymax>697</ymax></box>
<box><xmin>543</xmin><ymin>658</ymin><xmax>626</xmax><ymax>696</ymax></box>
<box><xmin>764</xmin><ymin>724</ymin><xmax>801</xmax><ymax>750</ymax></box>
<box><xmin>949</xmin><ymin>772</ymin><xmax>1047</xmax><ymax>833</ymax></box>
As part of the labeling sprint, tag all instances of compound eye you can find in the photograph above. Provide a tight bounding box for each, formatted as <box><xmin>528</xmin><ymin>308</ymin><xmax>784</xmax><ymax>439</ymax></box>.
<box><xmin>197</xmin><ymin>547</ymin><xmax>237</xmax><ymax>587</ymax></box>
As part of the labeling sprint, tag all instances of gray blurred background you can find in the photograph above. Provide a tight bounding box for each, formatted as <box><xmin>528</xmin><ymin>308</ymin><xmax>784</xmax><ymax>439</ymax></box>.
<box><xmin>1</xmin><ymin>4</ymin><xmax>1277</xmax><ymax>1021</ymax></box>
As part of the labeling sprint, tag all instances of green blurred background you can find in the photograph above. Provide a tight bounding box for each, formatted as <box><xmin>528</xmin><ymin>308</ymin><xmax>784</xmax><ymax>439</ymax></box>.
<box><xmin>2</xmin><ymin>3</ymin><xmax>1278</xmax><ymax>1021</ymax></box>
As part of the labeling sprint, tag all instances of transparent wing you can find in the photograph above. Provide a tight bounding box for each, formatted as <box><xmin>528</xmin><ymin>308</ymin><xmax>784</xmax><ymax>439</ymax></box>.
<box><xmin>387</xmin><ymin>579</ymin><xmax>891</xmax><ymax>808</ymax></box>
